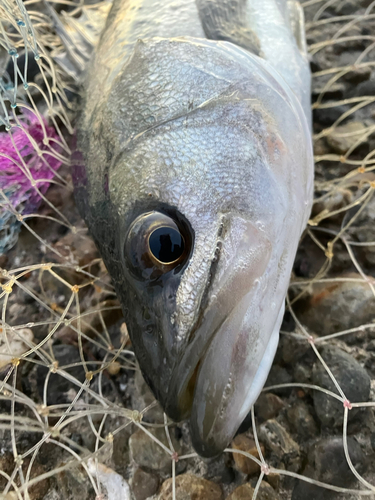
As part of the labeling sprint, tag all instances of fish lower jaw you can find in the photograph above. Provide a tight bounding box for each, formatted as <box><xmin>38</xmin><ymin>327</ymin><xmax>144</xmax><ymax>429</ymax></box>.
<box><xmin>163</xmin><ymin>300</ymin><xmax>284</xmax><ymax>457</ymax></box>
<box><xmin>189</xmin><ymin>303</ymin><xmax>284</xmax><ymax>458</ymax></box>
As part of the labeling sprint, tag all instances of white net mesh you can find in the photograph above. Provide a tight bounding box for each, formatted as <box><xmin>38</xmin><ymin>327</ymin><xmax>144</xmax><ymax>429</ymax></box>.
<box><xmin>0</xmin><ymin>1</ymin><xmax>374</xmax><ymax>499</ymax></box>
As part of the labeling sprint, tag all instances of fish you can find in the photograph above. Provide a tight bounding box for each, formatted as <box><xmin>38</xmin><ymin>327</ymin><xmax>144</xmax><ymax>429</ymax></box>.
<box><xmin>72</xmin><ymin>0</ymin><xmax>314</xmax><ymax>457</ymax></box>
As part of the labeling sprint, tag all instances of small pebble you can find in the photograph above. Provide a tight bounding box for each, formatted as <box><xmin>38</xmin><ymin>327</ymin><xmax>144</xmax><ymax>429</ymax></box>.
<box><xmin>326</xmin><ymin>121</ymin><xmax>368</xmax><ymax>155</ymax></box>
<box><xmin>280</xmin><ymin>335</ymin><xmax>310</xmax><ymax>365</ymax></box>
<box><xmin>112</xmin><ymin>427</ymin><xmax>133</xmax><ymax>472</ymax></box>
<box><xmin>132</xmin><ymin>467</ymin><xmax>159</xmax><ymax>500</ymax></box>
<box><xmin>87</xmin><ymin>459</ymin><xmax>130</xmax><ymax>500</ymax></box>
<box><xmin>107</xmin><ymin>360</ymin><xmax>121</xmax><ymax>376</ymax></box>
<box><xmin>158</xmin><ymin>474</ymin><xmax>223</xmax><ymax>500</ymax></box>
<box><xmin>255</xmin><ymin>393</ymin><xmax>285</xmax><ymax>423</ymax></box>
<box><xmin>259</xmin><ymin>420</ymin><xmax>300</xmax><ymax>472</ymax></box>
<box><xmin>0</xmin><ymin>454</ymin><xmax>50</xmax><ymax>500</ymax></box>
<box><xmin>313</xmin><ymin>104</ymin><xmax>348</xmax><ymax>126</ymax></box>
<box><xmin>312</xmin><ymin>346</ymin><xmax>371</xmax><ymax>427</ymax></box>
<box><xmin>342</xmin><ymin>65</ymin><xmax>372</xmax><ymax>84</ymax></box>
<box><xmin>0</xmin><ymin>327</ymin><xmax>33</xmax><ymax>371</ymax></box>
<box><xmin>350</xmin><ymin>79</ymin><xmax>375</xmax><ymax>98</ymax></box>
<box><xmin>129</xmin><ymin>427</ymin><xmax>181</xmax><ymax>473</ymax></box>
<box><xmin>256</xmin><ymin>482</ymin><xmax>280</xmax><ymax>500</ymax></box>
<box><xmin>226</xmin><ymin>483</ymin><xmax>254</xmax><ymax>500</ymax></box>
<box><xmin>292</xmin><ymin>362</ymin><xmax>312</xmax><ymax>384</ymax></box>
<box><xmin>286</xmin><ymin>400</ymin><xmax>319</xmax><ymax>440</ymax></box>
<box><xmin>227</xmin><ymin>482</ymin><xmax>279</xmax><ymax>500</ymax></box>
<box><xmin>231</xmin><ymin>433</ymin><xmax>264</xmax><ymax>476</ymax></box>
<box><xmin>265</xmin><ymin>472</ymin><xmax>280</xmax><ymax>491</ymax></box>
<box><xmin>265</xmin><ymin>366</ymin><xmax>293</xmax><ymax>396</ymax></box>
<box><xmin>298</xmin><ymin>277</ymin><xmax>375</xmax><ymax>336</ymax></box>
<box><xmin>56</xmin><ymin>464</ymin><xmax>94</xmax><ymax>499</ymax></box>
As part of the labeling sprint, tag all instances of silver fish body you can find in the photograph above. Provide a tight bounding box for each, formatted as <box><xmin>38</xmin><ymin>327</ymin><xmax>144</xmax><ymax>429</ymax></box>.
<box><xmin>73</xmin><ymin>0</ymin><xmax>314</xmax><ymax>456</ymax></box>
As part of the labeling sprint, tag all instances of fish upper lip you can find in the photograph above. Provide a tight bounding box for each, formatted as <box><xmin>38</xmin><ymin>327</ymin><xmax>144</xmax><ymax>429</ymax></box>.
<box><xmin>163</xmin><ymin>219</ymin><xmax>226</xmax><ymax>419</ymax></box>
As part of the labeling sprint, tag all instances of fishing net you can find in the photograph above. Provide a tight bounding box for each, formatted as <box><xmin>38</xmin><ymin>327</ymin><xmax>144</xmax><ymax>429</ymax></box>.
<box><xmin>0</xmin><ymin>0</ymin><xmax>374</xmax><ymax>499</ymax></box>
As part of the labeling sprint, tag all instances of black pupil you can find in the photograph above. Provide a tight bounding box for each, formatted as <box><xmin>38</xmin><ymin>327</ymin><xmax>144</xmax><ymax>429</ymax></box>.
<box><xmin>149</xmin><ymin>227</ymin><xmax>184</xmax><ymax>263</ymax></box>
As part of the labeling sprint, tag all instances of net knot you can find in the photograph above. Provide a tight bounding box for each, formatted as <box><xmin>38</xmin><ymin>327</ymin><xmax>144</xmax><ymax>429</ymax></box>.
<box><xmin>325</xmin><ymin>241</ymin><xmax>334</xmax><ymax>259</ymax></box>
<box><xmin>37</xmin><ymin>404</ymin><xmax>49</xmax><ymax>417</ymax></box>
<box><xmin>261</xmin><ymin>463</ymin><xmax>270</xmax><ymax>475</ymax></box>
<box><xmin>131</xmin><ymin>410</ymin><xmax>142</xmax><ymax>423</ymax></box>
<box><xmin>2</xmin><ymin>282</ymin><xmax>13</xmax><ymax>293</ymax></box>
<box><xmin>50</xmin><ymin>360</ymin><xmax>59</xmax><ymax>373</ymax></box>
<box><xmin>343</xmin><ymin>399</ymin><xmax>352</xmax><ymax>410</ymax></box>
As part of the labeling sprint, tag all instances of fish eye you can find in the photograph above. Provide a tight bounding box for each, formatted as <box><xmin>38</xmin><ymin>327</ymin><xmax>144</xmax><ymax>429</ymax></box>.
<box><xmin>124</xmin><ymin>211</ymin><xmax>191</xmax><ymax>279</ymax></box>
<box><xmin>148</xmin><ymin>226</ymin><xmax>185</xmax><ymax>264</ymax></box>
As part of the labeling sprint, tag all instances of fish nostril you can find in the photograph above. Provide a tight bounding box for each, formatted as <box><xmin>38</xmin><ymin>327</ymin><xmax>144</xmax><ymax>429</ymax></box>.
<box><xmin>145</xmin><ymin>325</ymin><xmax>155</xmax><ymax>335</ymax></box>
<box><xmin>143</xmin><ymin>307</ymin><xmax>151</xmax><ymax>321</ymax></box>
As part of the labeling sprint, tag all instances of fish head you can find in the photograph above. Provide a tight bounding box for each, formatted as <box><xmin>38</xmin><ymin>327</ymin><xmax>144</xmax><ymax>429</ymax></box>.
<box><xmin>77</xmin><ymin>38</ymin><xmax>313</xmax><ymax>457</ymax></box>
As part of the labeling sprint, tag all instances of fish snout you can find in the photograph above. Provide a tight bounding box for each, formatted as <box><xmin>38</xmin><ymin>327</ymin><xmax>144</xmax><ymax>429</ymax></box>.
<box><xmin>163</xmin><ymin>215</ymin><xmax>283</xmax><ymax>456</ymax></box>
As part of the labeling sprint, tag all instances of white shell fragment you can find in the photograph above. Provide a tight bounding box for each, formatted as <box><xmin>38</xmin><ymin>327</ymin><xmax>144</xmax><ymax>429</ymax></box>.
<box><xmin>0</xmin><ymin>327</ymin><xmax>34</xmax><ymax>370</ymax></box>
<box><xmin>87</xmin><ymin>459</ymin><xmax>131</xmax><ymax>500</ymax></box>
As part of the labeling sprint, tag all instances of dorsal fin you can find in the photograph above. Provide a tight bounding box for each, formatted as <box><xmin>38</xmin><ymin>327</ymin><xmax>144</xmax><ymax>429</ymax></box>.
<box><xmin>195</xmin><ymin>0</ymin><xmax>262</xmax><ymax>56</ymax></box>
<box><xmin>42</xmin><ymin>0</ymin><xmax>111</xmax><ymax>81</ymax></box>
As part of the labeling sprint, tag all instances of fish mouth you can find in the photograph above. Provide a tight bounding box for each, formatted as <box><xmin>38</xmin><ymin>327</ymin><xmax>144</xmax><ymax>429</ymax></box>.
<box><xmin>164</xmin><ymin>288</ymin><xmax>283</xmax><ymax>457</ymax></box>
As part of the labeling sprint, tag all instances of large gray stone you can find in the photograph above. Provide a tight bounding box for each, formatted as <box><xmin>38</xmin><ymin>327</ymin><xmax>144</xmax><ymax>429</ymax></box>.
<box><xmin>298</xmin><ymin>277</ymin><xmax>375</xmax><ymax>337</ymax></box>
<box><xmin>292</xmin><ymin>436</ymin><xmax>367</xmax><ymax>500</ymax></box>
<box><xmin>312</xmin><ymin>346</ymin><xmax>371</xmax><ymax>427</ymax></box>
<box><xmin>129</xmin><ymin>427</ymin><xmax>181</xmax><ymax>473</ymax></box>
